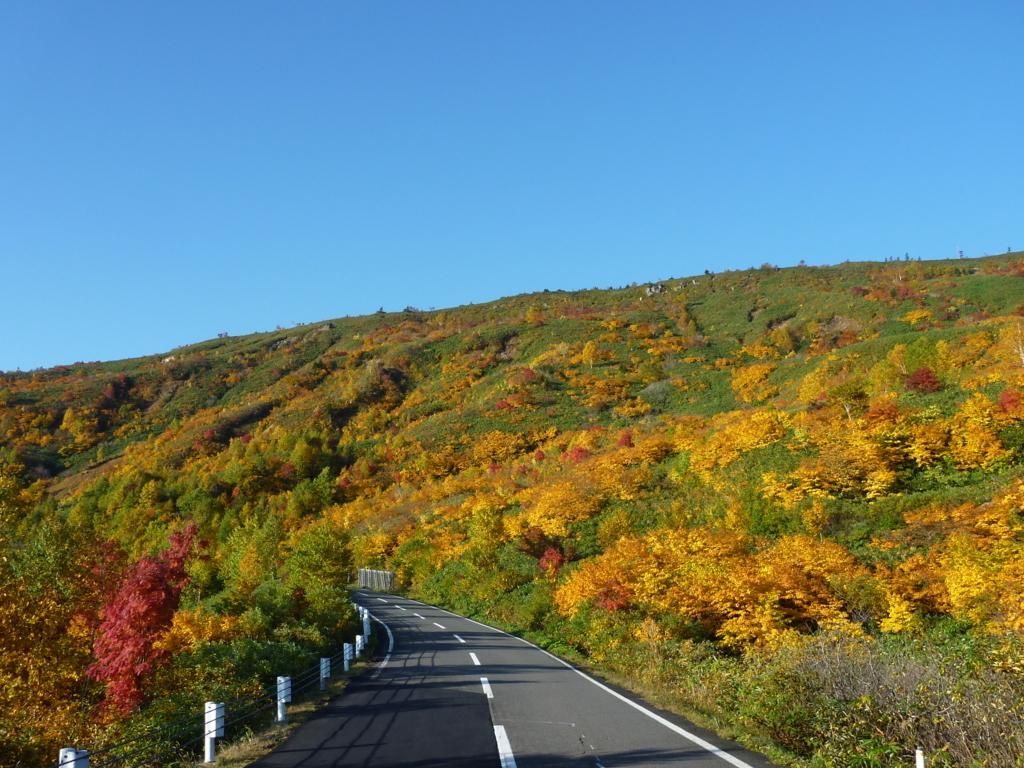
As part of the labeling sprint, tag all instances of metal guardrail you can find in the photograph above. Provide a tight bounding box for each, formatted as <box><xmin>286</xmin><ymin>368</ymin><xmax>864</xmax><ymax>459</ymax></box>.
<box><xmin>357</xmin><ymin>568</ymin><xmax>395</xmax><ymax>591</ymax></box>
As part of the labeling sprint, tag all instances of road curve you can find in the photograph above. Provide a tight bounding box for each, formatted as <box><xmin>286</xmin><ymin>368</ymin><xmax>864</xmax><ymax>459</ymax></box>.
<box><xmin>251</xmin><ymin>592</ymin><xmax>779</xmax><ymax>768</ymax></box>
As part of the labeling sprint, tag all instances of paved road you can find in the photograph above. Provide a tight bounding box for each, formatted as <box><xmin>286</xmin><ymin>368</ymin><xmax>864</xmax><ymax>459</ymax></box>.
<box><xmin>251</xmin><ymin>593</ymin><xmax>778</xmax><ymax>768</ymax></box>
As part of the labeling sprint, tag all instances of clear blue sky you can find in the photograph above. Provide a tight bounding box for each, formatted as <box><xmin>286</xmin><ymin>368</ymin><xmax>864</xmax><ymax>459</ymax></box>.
<box><xmin>1</xmin><ymin>2</ymin><xmax>1021</xmax><ymax>371</ymax></box>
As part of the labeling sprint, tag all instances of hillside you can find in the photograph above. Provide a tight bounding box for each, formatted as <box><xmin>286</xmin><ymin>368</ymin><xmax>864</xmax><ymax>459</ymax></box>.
<box><xmin>3</xmin><ymin>253</ymin><xmax>1024</xmax><ymax>766</ymax></box>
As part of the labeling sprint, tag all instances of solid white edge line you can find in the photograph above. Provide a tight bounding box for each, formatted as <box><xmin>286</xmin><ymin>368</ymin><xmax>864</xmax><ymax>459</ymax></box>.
<box><xmin>470</xmin><ymin>652</ymin><xmax>481</xmax><ymax>666</ymax></box>
<box><xmin>445</xmin><ymin>613</ymin><xmax>758</xmax><ymax>768</ymax></box>
<box><xmin>493</xmin><ymin>725</ymin><xmax>517</xmax><ymax>768</ymax></box>
<box><xmin>433</xmin><ymin>622</ymin><xmax>446</xmax><ymax>629</ymax></box>
<box><xmin>454</xmin><ymin>634</ymin><xmax>466</xmax><ymax>643</ymax></box>
<box><xmin>480</xmin><ymin>676</ymin><xmax>493</xmax><ymax>699</ymax></box>
<box><xmin>396</xmin><ymin>594</ymin><xmax>757</xmax><ymax>766</ymax></box>
<box><xmin>366</xmin><ymin>610</ymin><xmax>395</xmax><ymax>679</ymax></box>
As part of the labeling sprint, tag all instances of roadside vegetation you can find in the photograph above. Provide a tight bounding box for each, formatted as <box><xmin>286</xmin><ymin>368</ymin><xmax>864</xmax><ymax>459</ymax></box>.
<box><xmin>3</xmin><ymin>253</ymin><xmax>1024</xmax><ymax>766</ymax></box>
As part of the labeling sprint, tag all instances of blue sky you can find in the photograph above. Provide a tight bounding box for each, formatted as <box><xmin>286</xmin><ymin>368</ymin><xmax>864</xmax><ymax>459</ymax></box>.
<box><xmin>1</xmin><ymin>2</ymin><xmax>1021</xmax><ymax>370</ymax></box>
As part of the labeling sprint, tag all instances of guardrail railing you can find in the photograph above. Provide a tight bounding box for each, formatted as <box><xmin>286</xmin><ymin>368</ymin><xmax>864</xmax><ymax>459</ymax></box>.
<box><xmin>56</xmin><ymin>603</ymin><xmax>376</xmax><ymax>767</ymax></box>
<box><xmin>357</xmin><ymin>568</ymin><xmax>395</xmax><ymax>591</ymax></box>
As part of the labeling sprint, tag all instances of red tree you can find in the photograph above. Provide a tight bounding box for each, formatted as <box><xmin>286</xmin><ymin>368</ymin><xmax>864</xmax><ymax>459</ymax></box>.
<box><xmin>998</xmin><ymin>388</ymin><xmax>1022</xmax><ymax>415</ymax></box>
<box><xmin>88</xmin><ymin>524</ymin><xmax>197</xmax><ymax>714</ymax></box>
<box><xmin>595</xmin><ymin>581</ymin><xmax>630</xmax><ymax>612</ymax></box>
<box><xmin>905</xmin><ymin>367</ymin><xmax>942</xmax><ymax>393</ymax></box>
<box><xmin>565</xmin><ymin>446</ymin><xmax>591</xmax><ymax>464</ymax></box>
<box><xmin>538</xmin><ymin>547</ymin><xmax>565</xmax><ymax>577</ymax></box>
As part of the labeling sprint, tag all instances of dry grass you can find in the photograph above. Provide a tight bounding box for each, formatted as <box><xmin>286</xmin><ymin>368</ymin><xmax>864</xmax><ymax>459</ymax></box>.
<box><xmin>537</xmin><ymin>629</ymin><xmax>1024</xmax><ymax>767</ymax></box>
<box><xmin>785</xmin><ymin>634</ymin><xmax>1024</xmax><ymax>766</ymax></box>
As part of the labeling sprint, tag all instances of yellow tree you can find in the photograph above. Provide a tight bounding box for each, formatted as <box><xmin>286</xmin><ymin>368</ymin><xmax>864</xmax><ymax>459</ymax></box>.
<box><xmin>949</xmin><ymin>393</ymin><xmax>1011</xmax><ymax>469</ymax></box>
<box><xmin>731</xmin><ymin>363</ymin><xmax>778</xmax><ymax>403</ymax></box>
<box><xmin>0</xmin><ymin>512</ymin><xmax>120</xmax><ymax>765</ymax></box>
<box><xmin>580</xmin><ymin>341</ymin><xmax>603</xmax><ymax>369</ymax></box>
<box><xmin>555</xmin><ymin>527</ymin><xmax>865</xmax><ymax>650</ymax></box>
<box><xmin>522</xmin><ymin>479</ymin><xmax>602</xmax><ymax>537</ymax></box>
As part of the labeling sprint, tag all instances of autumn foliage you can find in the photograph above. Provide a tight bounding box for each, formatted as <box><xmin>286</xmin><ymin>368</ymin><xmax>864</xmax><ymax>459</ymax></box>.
<box><xmin>4</xmin><ymin>252</ymin><xmax>1024</xmax><ymax>764</ymax></box>
<box><xmin>905</xmin><ymin>366</ymin><xmax>942</xmax><ymax>392</ymax></box>
<box><xmin>89</xmin><ymin>524</ymin><xmax>197</xmax><ymax>714</ymax></box>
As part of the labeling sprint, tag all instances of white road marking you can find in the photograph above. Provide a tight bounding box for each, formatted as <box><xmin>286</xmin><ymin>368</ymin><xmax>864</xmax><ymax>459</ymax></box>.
<box><xmin>470</xmin><ymin>652</ymin><xmax>481</xmax><ymax>666</ymax></box>
<box><xmin>367</xmin><ymin>610</ymin><xmax>395</xmax><ymax>679</ymax></box>
<box><xmin>480</xmin><ymin>677</ymin><xmax>494</xmax><ymax>699</ymax></box>
<box><xmin>376</xmin><ymin>597</ymin><xmax>388</xmax><ymax>603</ymax></box>
<box><xmin>414</xmin><ymin>613</ymin><xmax>424</xmax><ymax>619</ymax></box>
<box><xmin>501</xmin><ymin>719</ymin><xmax>576</xmax><ymax>727</ymax></box>
<box><xmin>433</xmin><ymin>622</ymin><xmax>446</xmax><ymax>629</ymax></box>
<box><xmin>453</xmin><ymin>634</ymin><xmax>466</xmax><ymax>644</ymax></box>
<box><xmin>493</xmin><ymin>725</ymin><xmax>517</xmax><ymax>768</ymax></box>
<box><xmin>442</xmin><ymin>614</ymin><xmax>759</xmax><ymax>768</ymax></box>
<box><xmin>395</xmin><ymin>605</ymin><xmax>407</xmax><ymax>610</ymax></box>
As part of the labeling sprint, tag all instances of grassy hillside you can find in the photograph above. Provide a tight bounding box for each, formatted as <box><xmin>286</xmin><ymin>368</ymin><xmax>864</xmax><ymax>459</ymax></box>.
<box><xmin>3</xmin><ymin>253</ymin><xmax>1024</xmax><ymax>766</ymax></box>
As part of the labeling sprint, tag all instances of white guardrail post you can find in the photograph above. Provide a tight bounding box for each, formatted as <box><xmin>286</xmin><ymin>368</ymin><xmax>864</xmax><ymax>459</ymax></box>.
<box><xmin>204</xmin><ymin>701</ymin><xmax>224</xmax><ymax>763</ymax></box>
<box><xmin>276</xmin><ymin>676</ymin><xmax>292</xmax><ymax>723</ymax></box>
<box><xmin>58</xmin><ymin>611</ymin><xmax>385</xmax><ymax>765</ymax></box>
<box><xmin>58</xmin><ymin>748</ymin><xmax>89</xmax><ymax>768</ymax></box>
<box><xmin>916</xmin><ymin>749</ymin><xmax>925</xmax><ymax>768</ymax></box>
<box><xmin>320</xmin><ymin>657</ymin><xmax>330</xmax><ymax>691</ymax></box>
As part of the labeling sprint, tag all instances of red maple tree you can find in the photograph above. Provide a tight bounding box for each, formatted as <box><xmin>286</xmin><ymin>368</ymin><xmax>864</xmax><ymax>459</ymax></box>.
<box><xmin>905</xmin><ymin>367</ymin><xmax>942</xmax><ymax>393</ymax></box>
<box><xmin>88</xmin><ymin>523</ymin><xmax>197</xmax><ymax>714</ymax></box>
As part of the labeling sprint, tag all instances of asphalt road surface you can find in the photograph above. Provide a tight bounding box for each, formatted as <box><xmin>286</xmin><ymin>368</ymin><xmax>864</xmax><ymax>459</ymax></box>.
<box><xmin>250</xmin><ymin>592</ymin><xmax>779</xmax><ymax>768</ymax></box>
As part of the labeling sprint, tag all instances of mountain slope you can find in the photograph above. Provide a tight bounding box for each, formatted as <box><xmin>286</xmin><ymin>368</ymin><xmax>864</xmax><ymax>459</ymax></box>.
<box><xmin>3</xmin><ymin>253</ymin><xmax>1024</xmax><ymax>766</ymax></box>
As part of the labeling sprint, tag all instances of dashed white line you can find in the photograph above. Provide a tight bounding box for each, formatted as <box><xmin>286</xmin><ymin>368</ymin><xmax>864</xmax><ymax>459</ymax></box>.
<box><xmin>470</xmin><ymin>652</ymin><xmax>481</xmax><ymax>666</ymax></box>
<box><xmin>376</xmin><ymin>597</ymin><xmax>388</xmax><ymax>603</ymax></box>
<box><xmin>396</xmin><ymin>595</ymin><xmax>752</xmax><ymax>767</ymax></box>
<box><xmin>395</xmin><ymin>605</ymin><xmax>407</xmax><ymax>610</ymax></box>
<box><xmin>414</xmin><ymin>613</ymin><xmax>425</xmax><ymax>619</ymax></box>
<box><xmin>433</xmin><ymin>622</ymin><xmax>446</xmax><ymax>629</ymax></box>
<box><xmin>449</xmin><ymin>614</ymin><xmax>759</xmax><ymax>768</ymax></box>
<box><xmin>480</xmin><ymin>677</ymin><xmax>494</xmax><ymax>699</ymax></box>
<box><xmin>493</xmin><ymin>725</ymin><xmax>517</xmax><ymax>768</ymax></box>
